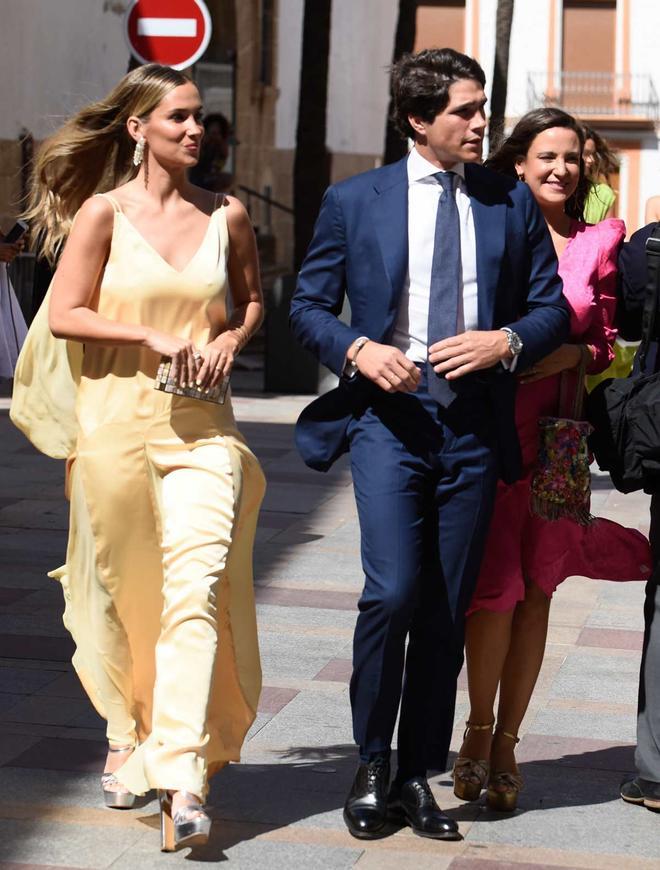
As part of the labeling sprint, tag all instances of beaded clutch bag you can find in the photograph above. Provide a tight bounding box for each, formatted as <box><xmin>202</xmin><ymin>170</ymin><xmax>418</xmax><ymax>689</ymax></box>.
<box><xmin>154</xmin><ymin>357</ymin><xmax>229</xmax><ymax>405</ymax></box>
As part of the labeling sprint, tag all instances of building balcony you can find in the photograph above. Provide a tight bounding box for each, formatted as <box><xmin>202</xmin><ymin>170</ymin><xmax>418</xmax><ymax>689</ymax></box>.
<box><xmin>527</xmin><ymin>72</ymin><xmax>659</xmax><ymax>127</ymax></box>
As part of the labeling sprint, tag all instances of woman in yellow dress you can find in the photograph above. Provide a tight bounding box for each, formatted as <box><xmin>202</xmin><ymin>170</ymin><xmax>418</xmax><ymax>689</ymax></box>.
<box><xmin>11</xmin><ymin>64</ymin><xmax>265</xmax><ymax>852</ymax></box>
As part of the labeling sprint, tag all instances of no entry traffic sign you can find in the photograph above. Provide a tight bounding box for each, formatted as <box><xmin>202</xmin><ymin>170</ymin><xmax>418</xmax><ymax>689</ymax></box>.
<box><xmin>124</xmin><ymin>0</ymin><xmax>212</xmax><ymax>70</ymax></box>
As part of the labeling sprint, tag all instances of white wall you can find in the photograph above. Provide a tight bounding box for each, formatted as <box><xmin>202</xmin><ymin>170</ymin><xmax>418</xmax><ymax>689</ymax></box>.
<box><xmin>326</xmin><ymin>0</ymin><xmax>398</xmax><ymax>155</ymax></box>
<box><xmin>505</xmin><ymin>0</ymin><xmax>552</xmax><ymax>119</ymax></box>
<box><xmin>274</xmin><ymin>0</ymin><xmax>304</xmax><ymax>150</ymax></box>
<box><xmin>276</xmin><ymin>0</ymin><xmax>397</xmax><ymax>155</ymax></box>
<box><xmin>1</xmin><ymin>1</ymin><xmax>129</xmax><ymax>140</ymax></box>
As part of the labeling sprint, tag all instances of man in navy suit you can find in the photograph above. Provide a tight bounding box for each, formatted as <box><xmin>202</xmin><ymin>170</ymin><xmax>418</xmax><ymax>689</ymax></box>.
<box><xmin>290</xmin><ymin>49</ymin><xmax>569</xmax><ymax>840</ymax></box>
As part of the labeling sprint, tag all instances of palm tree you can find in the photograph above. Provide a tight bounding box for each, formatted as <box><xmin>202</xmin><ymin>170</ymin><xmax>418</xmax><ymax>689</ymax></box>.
<box><xmin>384</xmin><ymin>0</ymin><xmax>418</xmax><ymax>165</ymax></box>
<box><xmin>293</xmin><ymin>0</ymin><xmax>333</xmax><ymax>270</ymax></box>
<box><xmin>489</xmin><ymin>0</ymin><xmax>515</xmax><ymax>153</ymax></box>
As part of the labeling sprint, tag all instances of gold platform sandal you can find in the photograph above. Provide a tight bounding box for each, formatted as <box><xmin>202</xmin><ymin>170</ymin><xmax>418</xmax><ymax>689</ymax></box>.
<box><xmin>452</xmin><ymin>720</ymin><xmax>494</xmax><ymax>802</ymax></box>
<box><xmin>101</xmin><ymin>745</ymin><xmax>136</xmax><ymax>809</ymax></box>
<box><xmin>159</xmin><ymin>790</ymin><xmax>212</xmax><ymax>852</ymax></box>
<box><xmin>487</xmin><ymin>728</ymin><xmax>523</xmax><ymax>812</ymax></box>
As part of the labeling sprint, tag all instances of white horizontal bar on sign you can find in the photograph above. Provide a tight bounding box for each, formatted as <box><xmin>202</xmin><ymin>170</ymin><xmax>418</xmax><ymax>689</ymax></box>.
<box><xmin>137</xmin><ymin>18</ymin><xmax>197</xmax><ymax>37</ymax></box>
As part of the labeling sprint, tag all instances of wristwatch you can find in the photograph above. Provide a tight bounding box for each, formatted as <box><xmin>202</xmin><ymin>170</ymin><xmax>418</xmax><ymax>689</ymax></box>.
<box><xmin>343</xmin><ymin>336</ymin><xmax>370</xmax><ymax>379</ymax></box>
<box><xmin>500</xmin><ymin>327</ymin><xmax>523</xmax><ymax>358</ymax></box>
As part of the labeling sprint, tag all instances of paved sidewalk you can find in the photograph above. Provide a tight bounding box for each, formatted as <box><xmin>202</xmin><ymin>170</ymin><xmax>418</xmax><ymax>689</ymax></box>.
<box><xmin>0</xmin><ymin>391</ymin><xmax>658</xmax><ymax>869</ymax></box>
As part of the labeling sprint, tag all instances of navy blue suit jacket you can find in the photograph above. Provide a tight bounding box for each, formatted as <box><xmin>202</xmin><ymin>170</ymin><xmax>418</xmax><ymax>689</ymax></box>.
<box><xmin>289</xmin><ymin>157</ymin><xmax>570</xmax><ymax>482</ymax></box>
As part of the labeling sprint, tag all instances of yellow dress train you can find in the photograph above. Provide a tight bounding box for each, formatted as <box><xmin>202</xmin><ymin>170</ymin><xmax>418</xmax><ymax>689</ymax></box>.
<box><xmin>11</xmin><ymin>197</ymin><xmax>264</xmax><ymax>798</ymax></box>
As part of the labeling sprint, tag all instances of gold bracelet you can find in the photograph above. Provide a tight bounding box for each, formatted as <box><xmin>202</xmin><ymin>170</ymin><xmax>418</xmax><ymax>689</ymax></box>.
<box><xmin>230</xmin><ymin>324</ymin><xmax>250</xmax><ymax>352</ymax></box>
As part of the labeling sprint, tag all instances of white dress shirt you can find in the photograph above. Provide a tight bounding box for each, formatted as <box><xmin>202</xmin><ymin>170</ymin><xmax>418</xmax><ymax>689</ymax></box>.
<box><xmin>391</xmin><ymin>147</ymin><xmax>479</xmax><ymax>362</ymax></box>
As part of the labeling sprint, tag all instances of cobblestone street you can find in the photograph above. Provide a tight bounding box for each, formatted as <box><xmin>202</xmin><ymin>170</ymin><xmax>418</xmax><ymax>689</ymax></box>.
<box><xmin>1</xmin><ymin>391</ymin><xmax>658</xmax><ymax>869</ymax></box>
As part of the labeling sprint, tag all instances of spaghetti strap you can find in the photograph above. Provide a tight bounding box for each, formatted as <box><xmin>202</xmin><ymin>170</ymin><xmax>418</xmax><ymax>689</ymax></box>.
<box><xmin>95</xmin><ymin>192</ymin><xmax>122</xmax><ymax>213</ymax></box>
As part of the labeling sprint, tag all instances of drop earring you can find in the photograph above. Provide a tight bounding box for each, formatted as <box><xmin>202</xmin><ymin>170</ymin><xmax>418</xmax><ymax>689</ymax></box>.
<box><xmin>517</xmin><ymin>172</ymin><xmax>525</xmax><ymax>182</ymax></box>
<box><xmin>133</xmin><ymin>137</ymin><xmax>145</xmax><ymax>167</ymax></box>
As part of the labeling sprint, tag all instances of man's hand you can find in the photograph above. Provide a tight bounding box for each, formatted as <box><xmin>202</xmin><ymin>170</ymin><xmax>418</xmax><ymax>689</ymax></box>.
<box><xmin>353</xmin><ymin>340</ymin><xmax>421</xmax><ymax>393</ymax></box>
<box><xmin>429</xmin><ymin>330</ymin><xmax>511</xmax><ymax>380</ymax></box>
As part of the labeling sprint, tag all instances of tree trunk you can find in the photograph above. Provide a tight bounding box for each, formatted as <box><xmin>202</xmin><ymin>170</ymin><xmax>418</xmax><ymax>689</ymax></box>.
<box><xmin>293</xmin><ymin>0</ymin><xmax>333</xmax><ymax>270</ymax></box>
<box><xmin>489</xmin><ymin>0</ymin><xmax>515</xmax><ymax>154</ymax></box>
<box><xmin>384</xmin><ymin>0</ymin><xmax>418</xmax><ymax>165</ymax></box>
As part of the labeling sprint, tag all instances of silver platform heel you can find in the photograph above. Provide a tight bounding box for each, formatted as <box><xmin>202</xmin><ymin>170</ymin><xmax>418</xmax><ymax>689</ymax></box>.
<box><xmin>159</xmin><ymin>790</ymin><xmax>212</xmax><ymax>852</ymax></box>
<box><xmin>101</xmin><ymin>745</ymin><xmax>136</xmax><ymax>809</ymax></box>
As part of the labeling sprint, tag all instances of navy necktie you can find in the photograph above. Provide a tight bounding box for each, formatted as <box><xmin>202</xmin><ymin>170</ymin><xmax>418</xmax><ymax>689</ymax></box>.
<box><xmin>427</xmin><ymin>171</ymin><xmax>460</xmax><ymax>405</ymax></box>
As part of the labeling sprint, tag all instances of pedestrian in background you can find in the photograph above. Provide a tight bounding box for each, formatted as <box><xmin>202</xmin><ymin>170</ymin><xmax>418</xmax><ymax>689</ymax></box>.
<box><xmin>0</xmin><ymin>230</ymin><xmax>27</xmax><ymax>379</ymax></box>
<box><xmin>11</xmin><ymin>64</ymin><xmax>265</xmax><ymax>852</ymax></box>
<box><xmin>456</xmin><ymin>109</ymin><xmax>650</xmax><ymax>813</ymax></box>
<box><xmin>582</xmin><ymin>125</ymin><xmax>619</xmax><ymax>224</ymax></box>
<box><xmin>189</xmin><ymin>112</ymin><xmax>235</xmax><ymax>193</ymax></box>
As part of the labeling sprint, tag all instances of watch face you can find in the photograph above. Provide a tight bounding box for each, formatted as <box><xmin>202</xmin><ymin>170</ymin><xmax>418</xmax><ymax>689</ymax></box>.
<box><xmin>510</xmin><ymin>333</ymin><xmax>523</xmax><ymax>354</ymax></box>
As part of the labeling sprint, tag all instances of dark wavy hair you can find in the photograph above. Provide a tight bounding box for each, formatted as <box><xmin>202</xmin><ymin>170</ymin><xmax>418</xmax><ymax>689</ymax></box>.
<box><xmin>582</xmin><ymin>124</ymin><xmax>620</xmax><ymax>181</ymax></box>
<box><xmin>391</xmin><ymin>48</ymin><xmax>486</xmax><ymax>140</ymax></box>
<box><xmin>486</xmin><ymin>108</ymin><xmax>590</xmax><ymax>221</ymax></box>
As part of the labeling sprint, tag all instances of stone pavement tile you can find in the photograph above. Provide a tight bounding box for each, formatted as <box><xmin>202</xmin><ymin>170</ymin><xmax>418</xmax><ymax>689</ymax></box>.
<box><xmin>9</xmin><ymin>738</ymin><xmax>105</xmax><ymax>773</ymax></box>
<box><xmin>257</xmin><ymin>603</ymin><xmax>356</xmax><ymax>631</ymax></box>
<box><xmin>0</xmin><ymin>589</ymin><xmax>33</xmax><ymax>606</ymax></box>
<box><xmin>355</xmin><ymin>852</ymin><xmax>454</xmax><ymax>869</ymax></box>
<box><xmin>35</xmin><ymin>673</ymin><xmax>86</xmax><ymax>699</ymax></box>
<box><xmin>258</xmin><ymin>510</ymin><xmax>300</xmax><ymax>530</ymax></box>
<box><xmin>0</xmin><ymin>614</ymin><xmax>67</xmax><ymax>639</ymax></box>
<box><xmin>258</xmin><ymin>632</ymin><xmax>350</xmax><ymax>682</ymax></box>
<box><xmin>585</xmin><ymin>604</ymin><xmax>645</xmax><ymax>631</ymax></box>
<box><xmin>0</xmin><ymin>668</ymin><xmax>59</xmax><ymax>695</ymax></box>
<box><xmin>465</xmin><ymin>765</ymin><xmax>660</xmax><ymax>861</ymax></box>
<box><xmin>314</xmin><ymin>659</ymin><xmax>352</xmax><ymax>683</ymax></box>
<box><xmin>260</xmin><ymin>483</ymin><xmax>337</xmax><ymax>515</ymax></box>
<box><xmin>596</xmin><ymin>582</ymin><xmax>646</xmax><ymax>607</ymax></box>
<box><xmin>0</xmin><ymin>769</ymin><xmax>106</xmax><ymax>808</ymax></box>
<box><xmin>0</xmin><ymin>695</ymin><xmax>21</xmax><ymax>715</ymax></box>
<box><xmin>548</xmin><ymin>647</ymin><xmax>640</xmax><ymax>706</ymax></box>
<box><xmin>577</xmin><ymin>626</ymin><xmax>643</xmax><ymax>651</ymax></box>
<box><xmin>0</xmin><ymin>732</ymin><xmax>41</xmax><ymax>766</ymax></box>
<box><xmin>0</xmin><ymin>635</ymin><xmax>74</xmax><ymax>663</ymax></box>
<box><xmin>528</xmin><ymin>708</ymin><xmax>636</xmax><ymax>743</ymax></box>
<box><xmin>546</xmin><ymin>698</ymin><xmax>636</xmax><ymax>718</ymax></box>
<box><xmin>0</xmin><ymin>819</ymin><xmax>143</xmax><ymax>869</ymax></box>
<box><xmin>256</xmin><ymin>587</ymin><xmax>359</xmax><ymax>611</ymax></box>
<box><xmin>0</xmin><ymin>863</ymin><xmax>94</xmax><ymax>869</ymax></box>
<box><xmin>449</xmin><ymin>859</ymin><xmax>584</xmax><ymax>870</ymax></box>
<box><xmin>255</xmin><ymin>546</ymin><xmax>362</xmax><ymax>585</ymax></box>
<box><xmin>248</xmin><ymin>696</ymin><xmax>352</xmax><ymax>751</ymax></box>
<box><xmin>516</xmin><ymin>734</ymin><xmax>634</xmax><ymax>772</ymax></box>
<box><xmin>0</xmin><ymin>501</ymin><xmax>69</xmax><ymax>532</ymax></box>
<box><xmin>0</xmin><ymin>696</ymin><xmax>92</xmax><ymax>727</ymax></box>
<box><xmin>258</xmin><ymin>686</ymin><xmax>299</xmax><ymax>715</ymax></box>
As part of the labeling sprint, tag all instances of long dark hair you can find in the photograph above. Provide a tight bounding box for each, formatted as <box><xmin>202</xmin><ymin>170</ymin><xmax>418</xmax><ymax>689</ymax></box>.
<box><xmin>486</xmin><ymin>108</ymin><xmax>589</xmax><ymax>221</ymax></box>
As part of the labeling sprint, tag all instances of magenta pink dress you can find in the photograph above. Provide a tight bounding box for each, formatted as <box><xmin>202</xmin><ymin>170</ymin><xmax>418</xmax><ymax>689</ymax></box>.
<box><xmin>469</xmin><ymin>219</ymin><xmax>652</xmax><ymax>615</ymax></box>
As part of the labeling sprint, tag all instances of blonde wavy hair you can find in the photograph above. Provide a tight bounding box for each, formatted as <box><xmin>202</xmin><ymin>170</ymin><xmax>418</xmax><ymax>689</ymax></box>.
<box><xmin>24</xmin><ymin>64</ymin><xmax>191</xmax><ymax>263</ymax></box>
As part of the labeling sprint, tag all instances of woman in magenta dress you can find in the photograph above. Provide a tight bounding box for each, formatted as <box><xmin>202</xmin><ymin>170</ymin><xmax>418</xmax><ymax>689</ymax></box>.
<box><xmin>452</xmin><ymin>109</ymin><xmax>651</xmax><ymax>812</ymax></box>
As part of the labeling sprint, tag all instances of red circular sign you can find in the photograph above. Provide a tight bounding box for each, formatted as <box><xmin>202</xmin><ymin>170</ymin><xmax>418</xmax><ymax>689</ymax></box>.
<box><xmin>124</xmin><ymin>0</ymin><xmax>212</xmax><ymax>70</ymax></box>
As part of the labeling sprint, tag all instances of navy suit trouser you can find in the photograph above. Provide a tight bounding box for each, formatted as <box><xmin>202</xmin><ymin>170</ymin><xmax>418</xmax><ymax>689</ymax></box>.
<box><xmin>347</xmin><ymin>372</ymin><xmax>499</xmax><ymax>779</ymax></box>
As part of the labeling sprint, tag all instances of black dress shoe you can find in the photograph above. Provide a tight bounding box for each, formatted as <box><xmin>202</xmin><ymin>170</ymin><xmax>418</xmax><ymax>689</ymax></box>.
<box><xmin>343</xmin><ymin>757</ymin><xmax>391</xmax><ymax>839</ymax></box>
<box><xmin>621</xmin><ymin>776</ymin><xmax>660</xmax><ymax>811</ymax></box>
<box><xmin>389</xmin><ymin>776</ymin><xmax>462</xmax><ymax>840</ymax></box>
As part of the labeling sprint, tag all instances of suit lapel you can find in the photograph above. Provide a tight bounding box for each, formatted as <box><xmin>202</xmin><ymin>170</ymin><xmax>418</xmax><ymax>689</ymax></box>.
<box><xmin>465</xmin><ymin>163</ymin><xmax>506</xmax><ymax>329</ymax></box>
<box><xmin>371</xmin><ymin>158</ymin><xmax>409</xmax><ymax>316</ymax></box>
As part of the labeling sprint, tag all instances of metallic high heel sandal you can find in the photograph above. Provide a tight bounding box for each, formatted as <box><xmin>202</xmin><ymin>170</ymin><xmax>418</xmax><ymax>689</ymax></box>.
<box><xmin>452</xmin><ymin>720</ymin><xmax>494</xmax><ymax>802</ymax></box>
<box><xmin>487</xmin><ymin>728</ymin><xmax>523</xmax><ymax>812</ymax></box>
<box><xmin>159</xmin><ymin>790</ymin><xmax>212</xmax><ymax>852</ymax></box>
<box><xmin>101</xmin><ymin>745</ymin><xmax>136</xmax><ymax>809</ymax></box>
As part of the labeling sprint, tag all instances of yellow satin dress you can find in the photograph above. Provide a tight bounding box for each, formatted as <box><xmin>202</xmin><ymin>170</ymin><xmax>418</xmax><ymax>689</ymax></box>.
<box><xmin>11</xmin><ymin>194</ymin><xmax>265</xmax><ymax>799</ymax></box>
